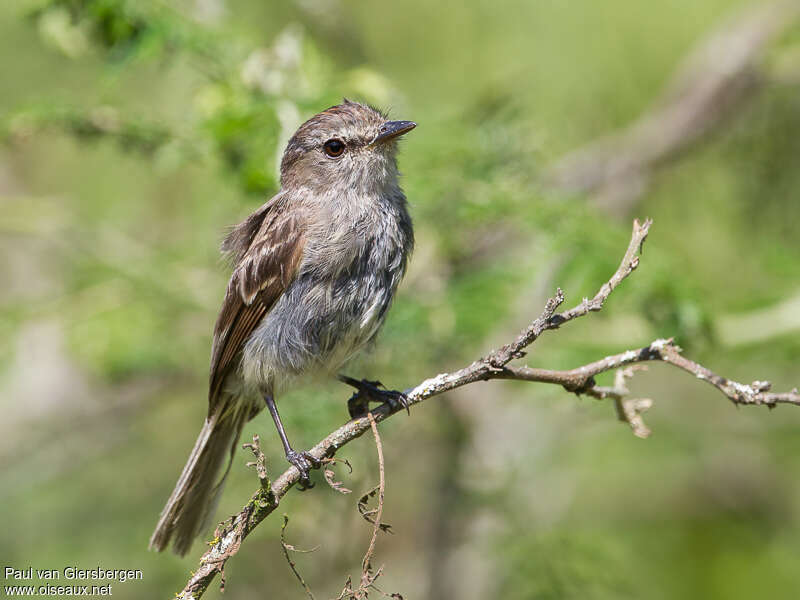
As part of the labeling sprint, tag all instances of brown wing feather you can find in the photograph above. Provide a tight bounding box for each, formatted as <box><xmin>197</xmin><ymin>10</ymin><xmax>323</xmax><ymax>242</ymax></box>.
<box><xmin>208</xmin><ymin>199</ymin><xmax>305</xmax><ymax>408</ymax></box>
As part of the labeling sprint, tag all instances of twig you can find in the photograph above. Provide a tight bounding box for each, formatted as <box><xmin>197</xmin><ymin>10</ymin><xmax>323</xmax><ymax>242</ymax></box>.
<box><xmin>242</xmin><ymin>434</ymin><xmax>271</xmax><ymax>493</ymax></box>
<box><xmin>323</xmin><ymin>458</ymin><xmax>353</xmax><ymax>495</ymax></box>
<box><xmin>610</xmin><ymin>366</ymin><xmax>653</xmax><ymax>439</ymax></box>
<box><xmin>358</xmin><ymin>414</ymin><xmax>390</xmax><ymax>596</ymax></box>
<box><xmin>280</xmin><ymin>515</ymin><xmax>317</xmax><ymax>600</ymax></box>
<box><xmin>336</xmin><ymin>414</ymin><xmax>394</xmax><ymax>600</ymax></box>
<box><xmin>499</xmin><ymin>337</ymin><xmax>800</xmax><ymax>407</ymax></box>
<box><xmin>356</xmin><ymin>487</ymin><xmax>392</xmax><ymax>534</ymax></box>
<box><xmin>173</xmin><ymin>219</ymin><xmax>800</xmax><ymax>598</ymax></box>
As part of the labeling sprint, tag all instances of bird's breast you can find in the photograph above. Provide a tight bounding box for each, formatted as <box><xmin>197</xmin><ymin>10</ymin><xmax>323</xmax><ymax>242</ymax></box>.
<box><xmin>240</xmin><ymin>190</ymin><xmax>412</xmax><ymax>389</ymax></box>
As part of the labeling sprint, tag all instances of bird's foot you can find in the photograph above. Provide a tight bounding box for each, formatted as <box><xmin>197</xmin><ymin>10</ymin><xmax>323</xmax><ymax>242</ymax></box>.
<box><xmin>339</xmin><ymin>376</ymin><xmax>409</xmax><ymax>418</ymax></box>
<box><xmin>285</xmin><ymin>449</ymin><xmax>320</xmax><ymax>490</ymax></box>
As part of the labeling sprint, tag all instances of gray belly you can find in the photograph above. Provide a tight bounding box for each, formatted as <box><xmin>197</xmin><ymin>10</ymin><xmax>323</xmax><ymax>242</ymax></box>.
<box><xmin>239</xmin><ymin>232</ymin><xmax>408</xmax><ymax>391</ymax></box>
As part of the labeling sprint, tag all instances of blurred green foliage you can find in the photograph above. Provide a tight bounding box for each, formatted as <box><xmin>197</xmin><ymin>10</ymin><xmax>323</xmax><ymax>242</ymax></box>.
<box><xmin>2</xmin><ymin>0</ymin><xmax>800</xmax><ymax>599</ymax></box>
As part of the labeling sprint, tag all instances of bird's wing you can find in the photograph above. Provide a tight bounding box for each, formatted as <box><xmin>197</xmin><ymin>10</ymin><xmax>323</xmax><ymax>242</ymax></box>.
<box><xmin>208</xmin><ymin>199</ymin><xmax>306</xmax><ymax>408</ymax></box>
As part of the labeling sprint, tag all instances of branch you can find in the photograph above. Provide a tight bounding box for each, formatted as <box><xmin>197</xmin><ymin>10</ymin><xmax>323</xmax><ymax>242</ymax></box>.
<box><xmin>338</xmin><ymin>413</ymin><xmax>393</xmax><ymax>599</ymax></box>
<box><xmin>498</xmin><ymin>338</ymin><xmax>800</xmax><ymax>437</ymax></box>
<box><xmin>280</xmin><ymin>515</ymin><xmax>317</xmax><ymax>600</ymax></box>
<box><xmin>174</xmin><ymin>218</ymin><xmax>799</xmax><ymax>598</ymax></box>
<box><xmin>495</xmin><ymin>338</ymin><xmax>799</xmax><ymax>407</ymax></box>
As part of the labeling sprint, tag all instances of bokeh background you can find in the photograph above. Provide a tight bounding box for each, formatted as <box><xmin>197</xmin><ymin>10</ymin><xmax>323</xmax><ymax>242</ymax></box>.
<box><xmin>2</xmin><ymin>0</ymin><xmax>800</xmax><ymax>598</ymax></box>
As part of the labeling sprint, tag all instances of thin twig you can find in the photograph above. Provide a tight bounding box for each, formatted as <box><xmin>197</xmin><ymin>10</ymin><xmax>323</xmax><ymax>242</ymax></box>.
<box><xmin>280</xmin><ymin>515</ymin><xmax>317</xmax><ymax>600</ymax></box>
<box><xmin>336</xmin><ymin>413</ymin><xmax>394</xmax><ymax>600</ymax></box>
<box><xmin>499</xmin><ymin>338</ymin><xmax>800</xmax><ymax>407</ymax></box>
<box><xmin>242</xmin><ymin>434</ymin><xmax>272</xmax><ymax>493</ymax></box>
<box><xmin>364</xmin><ymin>414</ymin><xmax>386</xmax><ymax>579</ymax></box>
<box><xmin>323</xmin><ymin>457</ymin><xmax>354</xmax><ymax>495</ymax></box>
<box><xmin>353</xmin><ymin>414</ymin><xmax>390</xmax><ymax>597</ymax></box>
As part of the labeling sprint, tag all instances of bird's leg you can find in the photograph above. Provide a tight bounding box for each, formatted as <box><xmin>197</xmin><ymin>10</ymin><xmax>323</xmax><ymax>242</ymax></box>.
<box><xmin>263</xmin><ymin>394</ymin><xmax>319</xmax><ymax>490</ymax></box>
<box><xmin>338</xmin><ymin>374</ymin><xmax>409</xmax><ymax>418</ymax></box>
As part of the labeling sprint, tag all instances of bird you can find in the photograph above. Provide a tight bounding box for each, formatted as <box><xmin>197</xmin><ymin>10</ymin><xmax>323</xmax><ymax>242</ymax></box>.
<box><xmin>149</xmin><ymin>100</ymin><xmax>416</xmax><ymax>556</ymax></box>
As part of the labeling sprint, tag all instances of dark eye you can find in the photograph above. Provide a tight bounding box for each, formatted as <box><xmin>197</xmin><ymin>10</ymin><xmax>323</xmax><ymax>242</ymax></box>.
<box><xmin>323</xmin><ymin>138</ymin><xmax>345</xmax><ymax>157</ymax></box>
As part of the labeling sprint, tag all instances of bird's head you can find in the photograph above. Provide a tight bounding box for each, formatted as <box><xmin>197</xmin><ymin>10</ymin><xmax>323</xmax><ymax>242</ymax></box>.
<box><xmin>279</xmin><ymin>99</ymin><xmax>416</xmax><ymax>195</ymax></box>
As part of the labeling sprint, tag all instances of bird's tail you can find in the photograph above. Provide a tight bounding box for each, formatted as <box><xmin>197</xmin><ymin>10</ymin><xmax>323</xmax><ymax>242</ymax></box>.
<box><xmin>149</xmin><ymin>395</ymin><xmax>253</xmax><ymax>556</ymax></box>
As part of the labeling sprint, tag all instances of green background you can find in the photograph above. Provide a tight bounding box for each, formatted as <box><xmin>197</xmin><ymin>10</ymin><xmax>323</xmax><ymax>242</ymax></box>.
<box><xmin>2</xmin><ymin>0</ymin><xmax>800</xmax><ymax>598</ymax></box>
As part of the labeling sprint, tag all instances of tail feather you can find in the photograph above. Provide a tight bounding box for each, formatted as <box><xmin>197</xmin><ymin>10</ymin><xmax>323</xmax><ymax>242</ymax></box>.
<box><xmin>149</xmin><ymin>396</ymin><xmax>252</xmax><ymax>556</ymax></box>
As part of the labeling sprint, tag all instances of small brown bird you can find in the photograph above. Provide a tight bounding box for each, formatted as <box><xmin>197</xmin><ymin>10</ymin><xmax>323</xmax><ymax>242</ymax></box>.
<box><xmin>150</xmin><ymin>100</ymin><xmax>416</xmax><ymax>556</ymax></box>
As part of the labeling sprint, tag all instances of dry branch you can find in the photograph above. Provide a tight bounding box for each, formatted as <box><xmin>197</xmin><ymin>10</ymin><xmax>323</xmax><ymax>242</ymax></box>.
<box><xmin>280</xmin><ymin>515</ymin><xmax>316</xmax><ymax>600</ymax></box>
<box><xmin>174</xmin><ymin>218</ymin><xmax>800</xmax><ymax>598</ymax></box>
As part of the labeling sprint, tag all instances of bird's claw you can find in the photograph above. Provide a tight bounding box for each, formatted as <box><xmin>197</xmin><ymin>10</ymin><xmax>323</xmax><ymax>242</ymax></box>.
<box><xmin>286</xmin><ymin>450</ymin><xmax>320</xmax><ymax>490</ymax></box>
<box><xmin>342</xmin><ymin>377</ymin><xmax>409</xmax><ymax>418</ymax></box>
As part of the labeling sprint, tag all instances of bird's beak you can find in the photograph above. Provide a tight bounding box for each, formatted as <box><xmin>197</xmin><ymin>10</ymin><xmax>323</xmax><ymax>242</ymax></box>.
<box><xmin>371</xmin><ymin>120</ymin><xmax>416</xmax><ymax>145</ymax></box>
